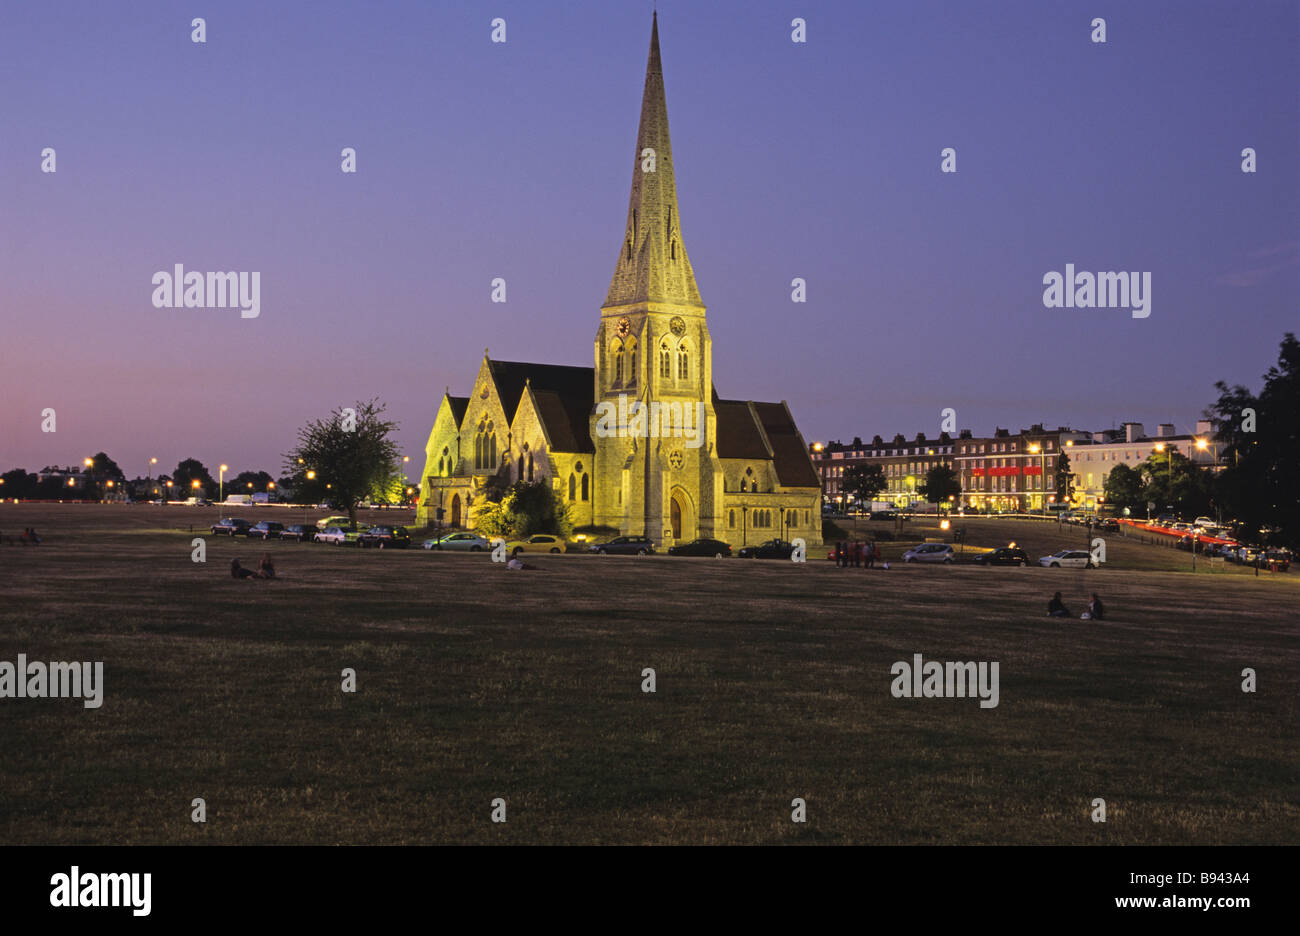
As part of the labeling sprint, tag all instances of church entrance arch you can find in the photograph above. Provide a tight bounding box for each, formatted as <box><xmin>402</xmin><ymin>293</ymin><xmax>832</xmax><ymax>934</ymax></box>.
<box><xmin>669</xmin><ymin>487</ymin><xmax>694</xmax><ymax>542</ymax></box>
<box><xmin>451</xmin><ymin>493</ymin><xmax>462</xmax><ymax>527</ymax></box>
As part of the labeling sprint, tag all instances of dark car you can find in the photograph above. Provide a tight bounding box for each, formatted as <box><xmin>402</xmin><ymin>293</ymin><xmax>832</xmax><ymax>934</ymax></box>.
<box><xmin>869</xmin><ymin>511</ymin><xmax>897</xmax><ymax>521</ymax></box>
<box><xmin>1096</xmin><ymin>518</ymin><xmax>1119</xmax><ymax>532</ymax></box>
<box><xmin>589</xmin><ymin>535</ymin><xmax>655</xmax><ymax>555</ymax></box>
<box><xmin>972</xmin><ymin>546</ymin><xmax>1030</xmax><ymax>567</ymax></box>
<box><xmin>211</xmin><ymin>518</ymin><xmax>252</xmax><ymax>536</ymax></box>
<box><xmin>359</xmin><ymin>526</ymin><xmax>412</xmax><ymax>549</ymax></box>
<box><xmin>280</xmin><ymin>524</ymin><xmax>317</xmax><ymax>543</ymax></box>
<box><xmin>667</xmin><ymin>537</ymin><xmax>732</xmax><ymax>557</ymax></box>
<box><xmin>737</xmin><ymin>538</ymin><xmax>796</xmax><ymax>559</ymax></box>
<box><xmin>247</xmin><ymin>521</ymin><xmax>285</xmax><ymax>540</ymax></box>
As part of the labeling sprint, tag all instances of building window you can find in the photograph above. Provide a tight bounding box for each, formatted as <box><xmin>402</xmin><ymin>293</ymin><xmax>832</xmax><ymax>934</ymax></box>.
<box><xmin>613</xmin><ymin>343</ymin><xmax>624</xmax><ymax>386</ymax></box>
<box><xmin>660</xmin><ymin>340</ymin><xmax>671</xmax><ymax>379</ymax></box>
<box><xmin>729</xmin><ymin>509</ymin><xmax>735</xmax><ymax>528</ymax></box>
<box><xmin>626</xmin><ymin>340</ymin><xmax>637</xmax><ymax>386</ymax></box>
<box><xmin>474</xmin><ymin>420</ymin><xmax>497</xmax><ymax>470</ymax></box>
<box><xmin>677</xmin><ymin>342</ymin><xmax>689</xmax><ymax>380</ymax></box>
<box><xmin>581</xmin><ymin>473</ymin><xmax>589</xmax><ymax>501</ymax></box>
<box><xmin>568</xmin><ymin>473</ymin><xmax>576</xmax><ymax>501</ymax></box>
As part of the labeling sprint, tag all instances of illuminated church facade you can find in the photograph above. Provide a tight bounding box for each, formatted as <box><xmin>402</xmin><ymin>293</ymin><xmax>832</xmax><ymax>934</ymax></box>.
<box><xmin>416</xmin><ymin>14</ymin><xmax>821</xmax><ymax>547</ymax></box>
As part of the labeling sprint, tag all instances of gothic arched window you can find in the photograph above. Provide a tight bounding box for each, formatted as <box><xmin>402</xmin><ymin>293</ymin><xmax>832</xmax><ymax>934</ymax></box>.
<box><xmin>527</xmin><ymin>453</ymin><xmax>534</xmax><ymax>481</ymax></box>
<box><xmin>625</xmin><ymin>339</ymin><xmax>637</xmax><ymax>386</ymax></box>
<box><xmin>581</xmin><ymin>473</ymin><xmax>589</xmax><ymax>501</ymax></box>
<box><xmin>475</xmin><ymin>420</ymin><xmax>496</xmax><ymax>470</ymax></box>
<box><xmin>660</xmin><ymin>340</ymin><xmax>671</xmax><ymax>379</ymax></box>
<box><xmin>568</xmin><ymin>474</ymin><xmax>576</xmax><ymax>501</ymax></box>
<box><xmin>677</xmin><ymin>342</ymin><xmax>689</xmax><ymax>380</ymax></box>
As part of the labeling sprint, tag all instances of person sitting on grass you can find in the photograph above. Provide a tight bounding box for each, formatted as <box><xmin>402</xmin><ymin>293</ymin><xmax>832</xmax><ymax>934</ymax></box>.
<box><xmin>1087</xmin><ymin>593</ymin><xmax>1104</xmax><ymax>620</ymax></box>
<box><xmin>258</xmin><ymin>554</ymin><xmax>276</xmax><ymax>579</ymax></box>
<box><xmin>506</xmin><ymin>546</ymin><xmax>537</xmax><ymax>570</ymax></box>
<box><xmin>1047</xmin><ymin>592</ymin><xmax>1070</xmax><ymax>617</ymax></box>
<box><xmin>231</xmin><ymin>558</ymin><xmax>258</xmax><ymax>580</ymax></box>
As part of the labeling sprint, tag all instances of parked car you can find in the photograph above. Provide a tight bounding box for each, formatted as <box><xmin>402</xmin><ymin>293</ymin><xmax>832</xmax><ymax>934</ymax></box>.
<box><xmin>280</xmin><ymin>524</ymin><xmax>317</xmax><ymax>543</ymax></box>
<box><xmin>211</xmin><ymin>518</ymin><xmax>252</xmax><ymax>536</ymax></box>
<box><xmin>359</xmin><ymin>526</ymin><xmax>411</xmax><ymax>549</ymax></box>
<box><xmin>971</xmin><ymin>546</ymin><xmax>1030</xmax><ymax>566</ymax></box>
<box><xmin>667</xmin><ymin>538</ymin><xmax>732</xmax><ymax>557</ymax></box>
<box><xmin>504</xmin><ymin>534</ymin><xmax>569</xmax><ymax>554</ymax></box>
<box><xmin>317</xmin><ymin>524</ymin><xmax>363</xmax><ymax>546</ymax></box>
<box><xmin>869</xmin><ymin>511</ymin><xmax>897</xmax><ymax>521</ymax></box>
<box><xmin>902</xmin><ymin>543</ymin><xmax>954</xmax><ymax>563</ymax></box>
<box><xmin>1039</xmin><ymin>549</ymin><xmax>1097</xmax><ymax>569</ymax></box>
<box><xmin>737</xmin><ymin>539</ymin><xmax>797</xmax><ymax>559</ymax></box>
<box><xmin>246</xmin><ymin>521</ymin><xmax>285</xmax><ymax>540</ymax></box>
<box><xmin>589</xmin><ymin>535</ymin><xmax>655</xmax><ymax>555</ymax></box>
<box><xmin>316</xmin><ymin>515</ymin><xmax>352</xmax><ymax>532</ymax></box>
<box><xmin>422</xmin><ymin>532</ymin><xmax>491</xmax><ymax>551</ymax></box>
<box><xmin>1096</xmin><ymin>518</ymin><xmax>1119</xmax><ymax>532</ymax></box>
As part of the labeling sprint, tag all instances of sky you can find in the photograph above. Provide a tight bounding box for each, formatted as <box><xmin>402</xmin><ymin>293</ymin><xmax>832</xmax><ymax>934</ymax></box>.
<box><xmin>2</xmin><ymin>0</ymin><xmax>1298</xmax><ymax>478</ymax></box>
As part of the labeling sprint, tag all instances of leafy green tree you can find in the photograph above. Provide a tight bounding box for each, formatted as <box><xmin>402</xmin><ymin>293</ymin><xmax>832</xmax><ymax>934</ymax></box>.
<box><xmin>917</xmin><ymin>464</ymin><xmax>961</xmax><ymax>513</ymax></box>
<box><xmin>1102</xmin><ymin>463</ymin><xmax>1144</xmax><ymax>514</ymax></box>
<box><xmin>1203</xmin><ymin>332</ymin><xmax>1300</xmax><ymax>546</ymax></box>
<box><xmin>1138</xmin><ymin>449</ymin><xmax>1213</xmax><ymax>519</ymax></box>
<box><xmin>172</xmin><ymin>459</ymin><xmax>215</xmax><ymax>498</ymax></box>
<box><xmin>283</xmin><ymin>399</ymin><xmax>401</xmax><ymax>523</ymax></box>
<box><xmin>472</xmin><ymin>481</ymin><xmax>572</xmax><ymax>539</ymax></box>
<box><xmin>1056</xmin><ymin>452</ymin><xmax>1075</xmax><ymax>504</ymax></box>
<box><xmin>842</xmin><ymin>463</ymin><xmax>886</xmax><ymax>510</ymax></box>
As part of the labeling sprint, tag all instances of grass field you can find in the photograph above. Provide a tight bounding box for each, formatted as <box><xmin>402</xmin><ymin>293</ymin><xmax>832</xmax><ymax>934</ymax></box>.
<box><xmin>1</xmin><ymin>504</ymin><xmax>1296</xmax><ymax>844</ymax></box>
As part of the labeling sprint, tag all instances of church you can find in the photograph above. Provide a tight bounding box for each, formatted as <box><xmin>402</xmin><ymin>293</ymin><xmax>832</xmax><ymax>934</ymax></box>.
<box><xmin>415</xmin><ymin>14</ymin><xmax>822</xmax><ymax>548</ymax></box>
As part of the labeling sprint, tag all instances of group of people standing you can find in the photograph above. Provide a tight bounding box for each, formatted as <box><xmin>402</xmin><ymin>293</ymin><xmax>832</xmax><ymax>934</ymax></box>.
<box><xmin>833</xmin><ymin>541</ymin><xmax>879</xmax><ymax>569</ymax></box>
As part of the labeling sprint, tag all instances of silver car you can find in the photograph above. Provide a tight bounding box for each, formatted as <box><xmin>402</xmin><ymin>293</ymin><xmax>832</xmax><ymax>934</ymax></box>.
<box><xmin>902</xmin><ymin>543</ymin><xmax>954</xmax><ymax>563</ymax></box>
<box><xmin>422</xmin><ymin>532</ymin><xmax>491</xmax><ymax>551</ymax></box>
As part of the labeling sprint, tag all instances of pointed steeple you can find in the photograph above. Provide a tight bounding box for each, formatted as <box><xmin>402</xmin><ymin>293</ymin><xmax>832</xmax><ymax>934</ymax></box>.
<box><xmin>604</xmin><ymin>13</ymin><xmax>704</xmax><ymax>310</ymax></box>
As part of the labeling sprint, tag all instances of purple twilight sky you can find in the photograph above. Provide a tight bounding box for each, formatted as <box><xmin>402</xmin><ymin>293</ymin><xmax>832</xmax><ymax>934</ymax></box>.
<box><xmin>2</xmin><ymin>0</ymin><xmax>1297</xmax><ymax>478</ymax></box>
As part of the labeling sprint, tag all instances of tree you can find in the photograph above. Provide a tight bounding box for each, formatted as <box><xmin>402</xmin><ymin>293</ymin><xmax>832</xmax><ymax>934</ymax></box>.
<box><xmin>917</xmin><ymin>464</ymin><xmax>961</xmax><ymax>513</ymax></box>
<box><xmin>232</xmin><ymin>470</ymin><xmax>275</xmax><ymax>497</ymax></box>
<box><xmin>1138</xmin><ymin>449</ymin><xmax>1212</xmax><ymax>519</ymax></box>
<box><xmin>1102</xmin><ymin>463</ymin><xmax>1144</xmax><ymax>514</ymax></box>
<box><xmin>283</xmin><ymin>399</ymin><xmax>401</xmax><ymax>522</ymax></box>
<box><xmin>1</xmin><ymin>469</ymin><xmax>35</xmax><ymax>498</ymax></box>
<box><xmin>172</xmin><ymin>459</ymin><xmax>215</xmax><ymax>498</ymax></box>
<box><xmin>472</xmin><ymin>480</ymin><xmax>572</xmax><ymax>539</ymax></box>
<box><xmin>841</xmin><ymin>463</ymin><xmax>886</xmax><ymax>510</ymax></box>
<box><xmin>1203</xmin><ymin>333</ymin><xmax>1300</xmax><ymax>546</ymax></box>
<box><xmin>1056</xmin><ymin>452</ymin><xmax>1075</xmax><ymax>504</ymax></box>
<box><xmin>88</xmin><ymin>452</ymin><xmax>125</xmax><ymax>480</ymax></box>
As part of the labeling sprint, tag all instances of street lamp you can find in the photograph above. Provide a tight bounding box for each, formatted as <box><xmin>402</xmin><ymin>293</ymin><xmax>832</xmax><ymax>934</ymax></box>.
<box><xmin>147</xmin><ymin>457</ymin><xmax>157</xmax><ymax>481</ymax></box>
<box><xmin>1029</xmin><ymin>443</ymin><xmax>1044</xmax><ymax>514</ymax></box>
<box><xmin>219</xmin><ymin>465</ymin><xmax>228</xmax><ymax>503</ymax></box>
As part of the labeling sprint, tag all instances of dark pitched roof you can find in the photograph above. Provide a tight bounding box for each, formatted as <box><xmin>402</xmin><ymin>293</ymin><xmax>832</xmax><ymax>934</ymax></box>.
<box><xmin>487</xmin><ymin>360</ymin><xmax>593</xmax><ymax>424</ymax></box>
<box><xmin>752</xmin><ymin>401</ymin><xmax>820</xmax><ymax>488</ymax></box>
<box><xmin>531</xmin><ymin>389</ymin><xmax>594</xmax><ymax>453</ymax></box>
<box><xmin>447</xmin><ymin>396</ymin><xmax>469</xmax><ymax>427</ymax></box>
<box><xmin>715</xmin><ymin>397</ymin><xmax>820</xmax><ymax>489</ymax></box>
<box><xmin>714</xmin><ymin>399</ymin><xmax>769</xmax><ymax>460</ymax></box>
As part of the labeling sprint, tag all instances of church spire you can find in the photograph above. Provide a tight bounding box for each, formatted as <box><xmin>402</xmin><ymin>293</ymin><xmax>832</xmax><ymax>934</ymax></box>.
<box><xmin>604</xmin><ymin>13</ymin><xmax>703</xmax><ymax>310</ymax></box>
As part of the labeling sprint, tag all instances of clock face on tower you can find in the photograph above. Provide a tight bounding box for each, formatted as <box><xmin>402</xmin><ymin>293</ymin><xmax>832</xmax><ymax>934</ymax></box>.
<box><xmin>617</xmin><ymin>317</ymin><xmax>631</xmax><ymax>337</ymax></box>
<box><xmin>669</xmin><ymin>316</ymin><xmax>685</xmax><ymax>336</ymax></box>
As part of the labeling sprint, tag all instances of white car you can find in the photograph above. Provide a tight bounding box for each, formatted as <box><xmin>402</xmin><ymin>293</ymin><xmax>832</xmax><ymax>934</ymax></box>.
<box><xmin>902</xmin><ymin>543</ymin><xmax>954</xmax><ymax>563</ymax></box>
<box><xmin>422</xmin><ymin>532</ymin><xmax>491</xmax><ymax>551</ymax></box>
<box><xmin>317</xmin><ymin>525</ymin><xmax>362</xmax><ymax>546</ymax></box>
<box><xmin>1039</xmin><ymin>549</ymin><xmax>1097</xmax><ymax>569</ymax></box>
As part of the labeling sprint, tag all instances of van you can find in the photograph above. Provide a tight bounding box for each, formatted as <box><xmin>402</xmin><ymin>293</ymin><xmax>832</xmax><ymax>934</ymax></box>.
<box><xmin>251</xmin><ymin>492</ymin><xmax>271</xmax><ymax>505</ymax></box>
<box><xmin>223</xmin><ymin>494</ymin><xmax>253</xmax><ymax>506</ymax></box>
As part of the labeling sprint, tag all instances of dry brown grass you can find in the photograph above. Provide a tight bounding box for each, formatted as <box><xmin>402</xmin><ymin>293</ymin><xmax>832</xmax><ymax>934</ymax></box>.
<box><xmin>0</xmin><ymin>504</ymin><xmax>1295</xmax><ymax>844</ymax></box>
